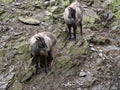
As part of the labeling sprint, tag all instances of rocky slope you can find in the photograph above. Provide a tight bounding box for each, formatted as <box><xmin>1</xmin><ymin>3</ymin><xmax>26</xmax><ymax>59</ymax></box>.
<box><xmin>0</xmin><ymin>0</ymin><xmax>120</xmax><ymax>90</ymax></box>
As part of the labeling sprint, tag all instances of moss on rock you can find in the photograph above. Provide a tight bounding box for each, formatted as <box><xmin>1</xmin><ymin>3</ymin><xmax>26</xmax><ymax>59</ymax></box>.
<box><xmin>21</xmin><ymin>64</ymin><xmax>36</xmax><ymax>82</ymax></box>
<box><xmin>59</xmin><ymin>31</ymin><xmax>69</xmax><ymax>41</ymax></box>
<box><xmin>83</xmin><ymin>8</ymin><xmax>100</xmax><ymax>25</ymax></box>
<box><xmin>62</xmin><ymin>0</ymin><xmax>70</xmax><ymax>7</ymax></box>
<box><xmin>0</xmin><ymin>9</ymin><xmax>5</xmax><ymax>16</ymax></box>
<box><xmin>0</xmin><ymin>49</ymin><xmax>6</xmax><ymax>57</ymax></box>
<box><xmin>2</xmin><ymin>0</ymin><xmax>13</xmax><ymax>4</ymax></box>
<box><xmin>55</xmin><ymin>56</ymin><xmax>70</xmax><ymax>69</ymax></box>
<box><xmin>69</xmin><ymin>40</ymin><xmax>89</xmax><ymax>56</ymax></box>
<box><xmin>51</xmin><ymin>56</ymin><xmax>73</xmax><ymax>75</ymax></box>
<box><xmin>9</xmin><ymin>80</ymin><xmax>23</xmax><ymax>90</ymax></box>
<box><xmin>0</xmin><ymin>8</ymin><xmax>5</xmax><ymax>20</ymax></box>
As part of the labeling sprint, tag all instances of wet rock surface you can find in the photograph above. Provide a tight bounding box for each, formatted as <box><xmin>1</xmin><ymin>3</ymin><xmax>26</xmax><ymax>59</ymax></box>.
<box><xmin>0</xmin><ymin>0</ymin><xmax>120</xmax><ymax>90</ymax></box>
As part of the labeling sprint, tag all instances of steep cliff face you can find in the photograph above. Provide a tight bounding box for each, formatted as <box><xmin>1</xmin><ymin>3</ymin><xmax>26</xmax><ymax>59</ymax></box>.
<box><xmin>0</xmin><ymin>0</ymin><xmax>120</xmax><ymax>90</ymax></box>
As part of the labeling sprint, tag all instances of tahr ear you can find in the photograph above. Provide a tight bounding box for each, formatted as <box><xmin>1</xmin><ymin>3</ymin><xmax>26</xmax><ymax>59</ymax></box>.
<box><xmin>36</xmin><ymin>36</ymin><xmax>43</xmax><ymax>43</ymax></box>
<box><xmin>36</xmin><ymin>36</ymin><xmax>41</xmax><ymax>41</ymax></box>
<box><xmin>68</xmin><ymin>7</ymin><xmax>72</xmax><ymax>11</ymax></box>
<box><xmin>40</xmin><ymin>37</ymin><xmax>48</xmax><ymax>48</ymax></box>
<box><xmin>41</xmin><ymin>38</ymin><xmax>47</xmax><ymax>48</ymax></box>
<box><xmin>39</xmin><ymin>37</ymin><xmax>44</xmax><ymax>42</ymax></box>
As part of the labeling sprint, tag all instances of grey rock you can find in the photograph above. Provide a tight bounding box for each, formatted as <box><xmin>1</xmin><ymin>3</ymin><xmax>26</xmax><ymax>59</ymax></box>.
<box><xmin>13</xmin><ymin>2</ymin><xmax>21</xmax><ymax>6</ymax></box>
<box><xmin>18</xmin><ymin>16</ymin><xmax>40</xmax><ymax>25</ymax></box>
<box><xmin>114</xmin><ymin>55</ymin><xmax>120</xmax><ymax>67</ymax></box>
<box><xmin>79</xmin><ymin>70</ymin><xmax>87</xmax><ymax>77</ymax></box>
<box><xmin>96</xmin><ymin>58</ymin><xmax>104</xmax><ymax>65</ymax></box>
<box><xmin>0</xmin><ymin>71</ymin><xmax>15</xmax><ymax>90</ymax></box>
<box><xmin>13</xmin><ymin>32</ymin><xmax>22</xmax><ymax>36</ymax></box>
<box><xmin>92</xmin><ymin>84</ymin><xmax>105</xmax><ymax>90</ymax></box>
<box><xmin>1</xmin><ymin>36</ymin><xmax>10</xmax><ymax>42</ymax></box>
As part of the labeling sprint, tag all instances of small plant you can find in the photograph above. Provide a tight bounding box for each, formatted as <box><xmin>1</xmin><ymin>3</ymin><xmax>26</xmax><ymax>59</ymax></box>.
<box><xmin>109</xmin><ymin>0</ymin><xmax>120</xmax><ymax>30</ymax></box>
<box><xmin>62</xmin><ymin>0</ymin><xmax>70</xmax><ymax>8</ymax></box>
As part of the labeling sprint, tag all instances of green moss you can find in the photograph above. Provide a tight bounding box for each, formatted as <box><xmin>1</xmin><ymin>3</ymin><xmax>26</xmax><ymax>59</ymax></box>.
<box><xmin>2</xmin><ymin>0</ymin><xmax>13</xmax><ymax>4</ymax></box>
<box><xmin>56</xmin><ymin>57</ymin><xmax>69</xmax><ymax>68</ymax></box>
<box><xmin>52</xmin><ymin>28</ymin><xmax>61</xmax><ymax>38</ymax></box>
<box><xmin>24</xmin><ymin>49</ymin><xmax>30</xmax><ymax>61</ymax></box>
<box><xmin>55</xmin><ymin>56</ymin><xmax>72</xmax><ymax>69</ymax></box>
<box><xmin>14</xmin><ymin>41</ymin><xmax>28</xmax><ymax>53</ymax></box>
<box><xmin>20</xmin><ymin>3</ymin><xmax>31</xmax><ymax>9</ymax></box>
<box><xmin>90</xmin><ymin>24</ymin><xmax>103</xmax><ymax>31</ymax></box>
<box><xmin>69</xmin><ymin>45</ymin><xmax>80</xmax><ymax>55</ymax></box>
<box><xmin>83</xmin><ymin>15</ymin><xmax>95</xmax><ymax>25</ymax></box>
<box><xmin>69</xmin><ymin>40</ymin><xmax>89</xmax><ymax>56</ymax></box>
<box><xmin>40</xmin><ymin>15</ymin><xmax>51</xmax><ymax>22</ymax></box>
<box><xmin>0</xmin><ymin>15</ymin><xmax>4</xmax><ymax>20</ymax></box>
<box><xmin>21</xmin><ymin>66</ymin><xmax>35</xmax><ymax>82</ymax></box>
<box><xmin>50</xmin><ymin>56</ymin><xmax>73</xmax><ymax>76</ymax></box>
<box><xmin>0</xmin><ymin>9</ymin><xmax>5</xmax><ymax>16</ymax></box>
<box><xmin>0</xmin><ymin>9</ymin><xmax>5</xmax><ymax>20</ymax></box>
<box><xmin>9</xmin><ymin>12</ymin><xmax>21</xmax><ymax>19</ymax></box>
<box><xmin>21</xmin><ymin>64</ymin><xmax>35</xmax><ymax>83</ymax></box>
<box><xmin>47</xmin><ymin>5</ymin><xmax>64</xmax><ymax>23</ymax></box>
<box><xmin>11</xmin><ymin>80</ymin><xmax>23</xmax><ymax>90</ymax></box>
<box><xmin>81</xmin><ymin>40</ymin><xmax>89</xmax><ymax>55</ymax></box>
<box><xmin>0</xmin><ymin>49</ymin><xmax>6</xmax><ymax>57</ymax></box>
<box><xmin>14</xmin><ymin>39</ymin><xmax>30</xmax><ymax>61</ymax></box>
<box><xmin>18</xmin><ymin>43</ymin><xmax>30</xmax><ymax>60</ymax></box>
<box><xmin>33</xmin><ymin>1</ymin><xmax>42</xmax><ymax>9</ymax></box>
<box><xmin>62</xmin><ymin>0</ymin><xmax>70</xmax><ymax>7</ymax></box>
<box><xmin>59</xmin><ymin>31</ymin><xmax>69</xmax><ymax>41</ymax></box>
<box><xmin>115</xmin><ymin>10</ymin><xmax>120</xmax><ymax>20</ymax></box>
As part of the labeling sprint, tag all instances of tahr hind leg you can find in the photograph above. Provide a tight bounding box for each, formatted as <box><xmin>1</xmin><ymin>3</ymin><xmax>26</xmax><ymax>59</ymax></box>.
<box><xmin>67</xmin><ymin>25</ymin><xmax>72</xmax><ymax>39</ymax></box>
<box><xmin>73</xmin><ymin>25</ymin><xmax>77</xmax><ymax>39</ymax></box>
<box><xmin>79</xmin><ymin>21</ymin><xmax>82</xmax><ymax>36</ymax></box>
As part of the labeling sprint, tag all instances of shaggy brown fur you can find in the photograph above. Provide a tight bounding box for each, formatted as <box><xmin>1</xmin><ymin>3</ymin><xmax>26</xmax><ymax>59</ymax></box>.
<box><xmin>64</xmin><ymin>1</ymin><xmax>83</xmax><ymax>39</ymax></box>
<box><xmin>29</xmin><ymin>32</ymin><xmax>57</xmax><ymax>74</ymax></box>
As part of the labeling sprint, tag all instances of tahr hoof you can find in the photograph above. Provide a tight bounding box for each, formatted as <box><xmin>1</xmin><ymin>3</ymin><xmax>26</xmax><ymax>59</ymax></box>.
<box><xmin>36</xmin><ymin>70</ymin><xmax>41</xmax><ymax>74</ymax></box>
<box><xmin>74</xmin><ymin>37</ymin><xmax>76</xmax><ymax>40</ymax></box>
<box><xmin>45</xmin><ymin>68</ymin><xmax>49</xmax><ymax>73</ymax></box>
<box><xmin>69</xmin><ymin>37</ymin><xmax>71</xmax><ymax>40</ymax></box>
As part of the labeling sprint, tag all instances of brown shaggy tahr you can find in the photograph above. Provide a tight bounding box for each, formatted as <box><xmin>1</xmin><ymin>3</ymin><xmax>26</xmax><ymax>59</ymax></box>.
<box><xmin>29</xmin><ymin>32</ymin><xmax>57</xmax><ymax>74</ymax></box>
<box><xmin>64</xmin><ymin>0</ymin><xmax>83</xmax><ymax>39</ymax></box>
